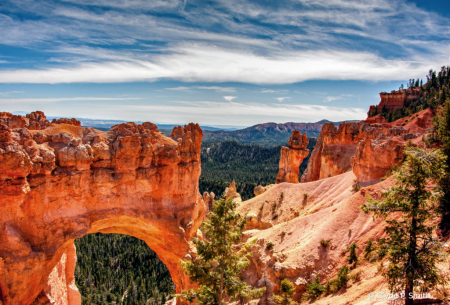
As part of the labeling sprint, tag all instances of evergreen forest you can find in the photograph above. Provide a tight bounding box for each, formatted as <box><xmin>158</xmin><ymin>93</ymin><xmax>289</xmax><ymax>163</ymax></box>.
<box><xmin>75</xmin><ymin>234</ymin><xmax>174</xmax><ymax>305</ymax></box>
<box><xmin>199</xmin><ymin>140</ymin><xmax>317</xmax><ymax>200</ymax></box>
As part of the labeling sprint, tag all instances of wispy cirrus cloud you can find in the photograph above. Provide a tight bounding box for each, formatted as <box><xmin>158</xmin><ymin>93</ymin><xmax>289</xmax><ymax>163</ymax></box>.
<box><xmin>323</xmin><ymin>94</ymin><xmax>354</xmax><ymax>102</ymax></box>
<box><xmin>0</xmin><ymin>0</ymin><xmax>448</xmax><ymax>84</ymax></box>
<box><xmin>166</xmin><ymin>86</ymin><xmax>236</xmax><ymax>92</ymax></box>
<box><xmin>0</xmin><ymin>97</ymin><xmax>143</xmax><ymax>104</ymax></box>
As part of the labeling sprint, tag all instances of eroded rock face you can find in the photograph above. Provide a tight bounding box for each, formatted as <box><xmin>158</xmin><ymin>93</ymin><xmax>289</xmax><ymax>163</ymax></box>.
<box><xmin>301</xmin><ymin>122</ymin><xmax>364</xmax><ymax>182</ymax></box>
<box><xmin>351</xmin><ymin>127</ymin><xmax>420</xmax><ymax>183</ymax></box>
<box><xmin>0</xmin><ymin>112</ymin><xmax>206</xmax><ymax>305</ymax></box>
<box><xmin>224</xmin><ymin>180</ymin><xmax>242</xmax><ymax>204</ymax></box>
<box><xmin>276</xmin><ymin>131</ymin><xmax>309</xmax><ymax>184</ymax></box>
<box><xmin>52</xmin><ymin>118</ymin><xmax>81</xmax><ymax>127</ymax></box>
<box><xmin>301</xmin><ymin>121</ymin><xmax>422</xmax><ymax>184</ymax></box>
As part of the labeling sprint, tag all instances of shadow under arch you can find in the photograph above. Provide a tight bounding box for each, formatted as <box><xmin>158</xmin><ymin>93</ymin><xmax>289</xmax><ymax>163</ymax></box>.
<box><xmin>0</xmin><ymin>121</ymin><xmax>206</xmax><ymax>305</ymax></box>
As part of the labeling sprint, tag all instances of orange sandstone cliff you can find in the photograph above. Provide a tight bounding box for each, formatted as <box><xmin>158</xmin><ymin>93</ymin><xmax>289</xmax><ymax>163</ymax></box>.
<box><xmin>276</xmin><ymin>131</ymin><xmax>309</xmax><ymax>184</ymax></box>
<box><xmin>0</xmin><ymin>111</ymin><xmax>206</xmax><ymax>305</ymax></box>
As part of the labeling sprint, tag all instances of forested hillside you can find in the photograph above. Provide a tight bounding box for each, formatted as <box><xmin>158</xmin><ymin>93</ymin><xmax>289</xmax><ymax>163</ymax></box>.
<box><xmin>199</xmin><ymin>139</ymin><xmax>317</xmax><ymax>200</ymax></box>
<box><xmin>75</xmin><ymin>234</ymin><xmax>174</xmax><ymax>305</ymax></box>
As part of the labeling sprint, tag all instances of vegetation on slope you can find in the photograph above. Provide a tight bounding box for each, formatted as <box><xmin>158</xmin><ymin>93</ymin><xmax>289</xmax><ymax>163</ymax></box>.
<box><xmin>199</xmin><ymin>139</ymin><xmax>317</xmax><ymax>200</ymax></box>
<box><xmin>368</xmin><ymin>66</ymin><xmax>450</xmax><ymax>122</ymax></box>
<box><xmin>75</xmin><ymin>233</ymin><xmax>174</xmax><ymax>305</ymax></box>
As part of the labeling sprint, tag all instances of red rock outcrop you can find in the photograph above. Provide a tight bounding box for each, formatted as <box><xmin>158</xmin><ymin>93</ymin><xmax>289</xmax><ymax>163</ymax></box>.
<box><xmin>368</xmin><ymin>88</ymin><xmax>421</xmax><ymax>114</ymax></box>
<box><xmin>276</xmin><ymin>131</ymin><xmax>309</xmax><ymax>184</ymax></box>
<box><xmin>351</xmin><ymin>126</ymin><xmax>421</xmax><ymax>183</ymax></box>
<box><xmin>52</xmin><ymin>118</ymin><xmax>81</xmax><ymax>127</ymax></box>
<box><xmin>224</xmin><ymin>180</ymin><xmax>242</xmax><ymax>204</ymax></box>
<box><xmin>301</xmin><ymin>122</ymin><xmax>365</xmax><ymax>182</ymax></box>
<box><xmin>0</xmin><ymin>112</ymin><xmax>206</xmax><ymax>305</ymax></box>
<box><xmin>301</xmin><ymin>120</ymin><xmax>423</xmax><ymax>184</ymax></box>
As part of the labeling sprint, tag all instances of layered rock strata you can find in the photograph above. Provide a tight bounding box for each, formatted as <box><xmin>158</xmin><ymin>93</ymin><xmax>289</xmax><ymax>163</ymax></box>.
<box><xmin>351</xmin><ymin>126</ymin><xmax>420</xmax><ymax>183</ymax></box>
<box><xmin>301</xmin><ymin>121</ymin><xmax>422</xmax><ymax>183</ymax></box>
<box><xmin>301</xmin><ymin>122</ymin><xmax>365</xmax><ymax>182</ymax></box>
<box><xmin>276</xmin><ymin>131</ymin><xmax>309</xmax><ymax>184</ymax></box>
<box><xmin>0</xmin><ymin>112</ymin><xmax>206</xmax><ymax>305</ymax></box>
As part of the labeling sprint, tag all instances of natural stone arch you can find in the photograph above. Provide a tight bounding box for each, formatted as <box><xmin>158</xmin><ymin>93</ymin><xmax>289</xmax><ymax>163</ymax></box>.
<box><xmin>0</xmin><ymin>113</ymin><xmax>206</xmax><ymax>305</ymax></box>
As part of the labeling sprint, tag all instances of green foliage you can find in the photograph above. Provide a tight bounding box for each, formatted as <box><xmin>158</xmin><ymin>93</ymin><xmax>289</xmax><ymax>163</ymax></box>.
<box><xmin>336</xmin><ymin>265</ymin><xmax>350</xmax><ymax>290</ymax></box>
<box><xmin>303</xmin><ymin>276</ymin><xmax>324</xmax><ymax>301</ymax></box>
<box><xmin>272</xmin><ymin>213</ymin><xmax>279</xmax><ymax>220</ymax></box>
<box><xmin>345</xmin><ymin>242</ymin><xmax>359</xmax><ymax>268</ymax></box>
<box><xmin>266</xmin><ymin>242</ymin><xmax>274</xmax><ymax>250</ymax></box>
<box><xmin>74</xmin><ymin>233</ymin><xmax>174</xmax><ymax>305</ymax></box>
<box><xmin>273</xmin><ymin>279</ymin><xmax>297</xmax><ymax>305</ymax></box>
<box><xmin>176</xmin><ymin>197</ymin><xmax>264</xmax><ymax>305</ymax></box>
<box><xmin>361</xmin><ymin>147</ymin><xmax>448</xmax><ymax>303</ymax></box>
<box><xmin>364</xmin><ymin>239</ymin><xmax>374</xmax><ymax>260</ymax></box>
<box><xmin>431</xmin><ymin>98</ymin><xmax>450</xmax><ymax>233</ymax></box>
<box><xmin>351</xmin><ymin>180</ymin><xmax>361</xmax><ymax>192</ymax></box>
<box><xmin>201</xmin><ymin>127</ymin><xmax>321</xmax><ymax>147</ymax></box>
<box><xmin>199</xmin><ymin>140</ymin><xmax>317</xmax><ymax>201</ymax></box>
<box><xmin>319</xmin><ymin>239</ymin><xmax>331</xmax><ymax>248</ymax></box>
<box><xmin>368</xmin><ymin>66</ymin><xmax>450</xmax><ymax>122</ymax></box>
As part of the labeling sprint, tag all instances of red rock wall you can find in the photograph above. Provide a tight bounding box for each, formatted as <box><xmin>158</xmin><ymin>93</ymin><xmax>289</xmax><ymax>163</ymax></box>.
<box><xmin>0</xmin><ymin>112</ymin><xmax>206</xmax><ymax>305</ymax></box>
<box><xmin>301</xmin><ymin>121</ymin><xmax>422</xmax><ymax>184</ymax></box>
<box><xmin>370</xmin><ymin>88</ymin><xmax>421</xmax><ymax>114</ymax></box>
<box><xmin>301</xmin><ymin>122</ymin><xmax>365</xmax><ymax>182</ymax></box>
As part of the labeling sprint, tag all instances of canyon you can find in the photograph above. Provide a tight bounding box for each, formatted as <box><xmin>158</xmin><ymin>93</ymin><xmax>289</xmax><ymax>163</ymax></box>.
<box><xmin>0</xmin><ymin>112</ymin><xmax>206</xmax><ymax>305</ymax></box>
<box><xmin>0</xmin><ymin>104</ymin><xmax>441</xmax><ymax>305</ymax></box>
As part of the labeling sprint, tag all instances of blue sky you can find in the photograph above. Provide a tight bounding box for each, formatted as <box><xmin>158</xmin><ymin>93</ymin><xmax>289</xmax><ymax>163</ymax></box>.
<box><xmin>0</xmin><ymin>0</ymin><xmax>449</xmax><ymax>126</ymax></box>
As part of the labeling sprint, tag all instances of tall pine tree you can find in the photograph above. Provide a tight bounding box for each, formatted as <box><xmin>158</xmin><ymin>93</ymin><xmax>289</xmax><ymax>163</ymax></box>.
<box><xmin>362</xmin><ymin>147</ymin><xmax>448</xmax><ymax>305</ymax></box>
<box><xmin>176</xmin><ymin>197</ymin><xmax>264</xmax><ymax>305</ymax></box>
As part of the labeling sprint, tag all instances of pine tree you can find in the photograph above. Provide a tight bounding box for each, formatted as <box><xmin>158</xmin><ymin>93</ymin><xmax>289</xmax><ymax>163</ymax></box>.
<box><xmin>432</xmin><ymin>98</ymin><xmax>450</xmax><ymax>235</ymax></box>
<box><xmin>362</xmin><ymin>147</ymin><xmax>448</xmax><ymax>305</ymax></box>
<box><xmin>345</xmin><ymin>242</ymin><xmax>359</xmax><ymax>269</ymax></box>
<box><xmin>273</xmin><ymin>279</ymin><xmax>297</xmax><ymax>305</ymax></box>
<box><xmin>176</xmin><ymin>196</ymin><xmax>264</xmax><ymax>305</ymax></box>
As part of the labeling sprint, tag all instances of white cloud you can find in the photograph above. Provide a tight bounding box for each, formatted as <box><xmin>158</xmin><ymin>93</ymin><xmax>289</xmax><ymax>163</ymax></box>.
<box><xmin>223</xmin><ymin>96</ymin><xmax>237</xmax><ymax>102</ymax></box>
<box><xmin>261</xmin><ymin>89</ymin><xmax>278</xmax><ymax>93</ymax></box>
<box><xmin>0</xmin><ymin>97</ymin><xmax>143</xmax><ymax>104</ymax></box>
<box><xmin>166</xmin><ymin>86</ymin><xmax>236</xmax><ymax>92</ymax></box>
<box><xmin>275</xmin><ymin>97</ymin><xmax>290</xmax><ymax>102</ymax></box>
<box><xmin>197</xmin><ymin>86</ymin><xmax>236</xmax><ymax>92</ymax></box>
<box><xmin>323</xmin><ymin>94</ymin><xmax>354</xmax><ymax>102</ymax></box>
<box><xmin>0</xmin><ymin>44</ymin><xmax>444</xmax><ymax>84</ymax></box>
<box><xmin>166</xmin><ymin>86</ymin><xmax>192</xmax><ymax>91</ymax></box>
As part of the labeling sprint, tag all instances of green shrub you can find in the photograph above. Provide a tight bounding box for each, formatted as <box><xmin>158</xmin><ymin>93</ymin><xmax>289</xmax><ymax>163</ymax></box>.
<box><xmin>303</xmin><ymin>276</ymin><xmax>324</xmax><ymax>300</ymax></box>
<box><xmin>266</xmin><ymin>242</ymin><xmax>274</xmax><ymax>250</ymax></box>
<box><xmin>336</xmin><ymin>265</ymin><xmax>350</xmax><ymax>289</ymax></box>
<box><xmin>272</xmin><ymin>213</ymin><xmax>279</xmax><ymax>220</ymax></box>
<box><xmin>351</xmin><ymin>180</ymin><xmax>361</xmax><ymax>192</ymax></box>
<box><xmin>320</xmin><ymin>239</ymin><xmax>331</xmax><ymax>248</ymax></box>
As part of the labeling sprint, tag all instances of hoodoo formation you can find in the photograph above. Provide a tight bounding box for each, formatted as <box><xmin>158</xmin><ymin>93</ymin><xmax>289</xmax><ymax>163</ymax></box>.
<box><xmin>0</xmin><ymin>111</ymin><xmax>206</xmax><ymax>305</ymax></box>
<box><xmin>301</xmin><ymin>116</ymin><xmax>426</xmax><ymax>184</ymax></box>
<box><xmin>276</xmin><ymin>130</ymin><xmax>309</xmax><ymax>184</ymax></box>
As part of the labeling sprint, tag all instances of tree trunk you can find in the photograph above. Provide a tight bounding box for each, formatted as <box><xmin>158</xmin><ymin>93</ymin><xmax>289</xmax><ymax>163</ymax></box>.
<box><xmin>219</xmin><ymin>273</ymin><xmax>224</xmax><ymax>305</ymax></box>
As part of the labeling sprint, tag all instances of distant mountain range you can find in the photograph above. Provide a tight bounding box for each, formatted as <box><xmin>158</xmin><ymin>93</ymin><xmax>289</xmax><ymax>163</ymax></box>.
<box><xmin>164</xmin><ymin>120</ymin><xmax>359</xmax><ymax>146</ymax></box>
<box><xmin>12</xmin><ymin>112</ymin><xmax>359</xmax><ymax>146</ymax></box>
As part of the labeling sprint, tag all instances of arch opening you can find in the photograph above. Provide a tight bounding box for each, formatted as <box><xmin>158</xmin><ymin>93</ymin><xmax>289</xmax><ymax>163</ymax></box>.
<box><xmin>74</xmin><ymin>233</ymin><xmax>174</xmax><ymax>305</ymax></box>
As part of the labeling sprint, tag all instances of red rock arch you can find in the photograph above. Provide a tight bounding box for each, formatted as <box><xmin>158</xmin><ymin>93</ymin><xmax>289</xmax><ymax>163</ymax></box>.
<box><xmin>0</xmin><ymin>113</ymin><xmax>206</xmax><ymax>305</ymax></box>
